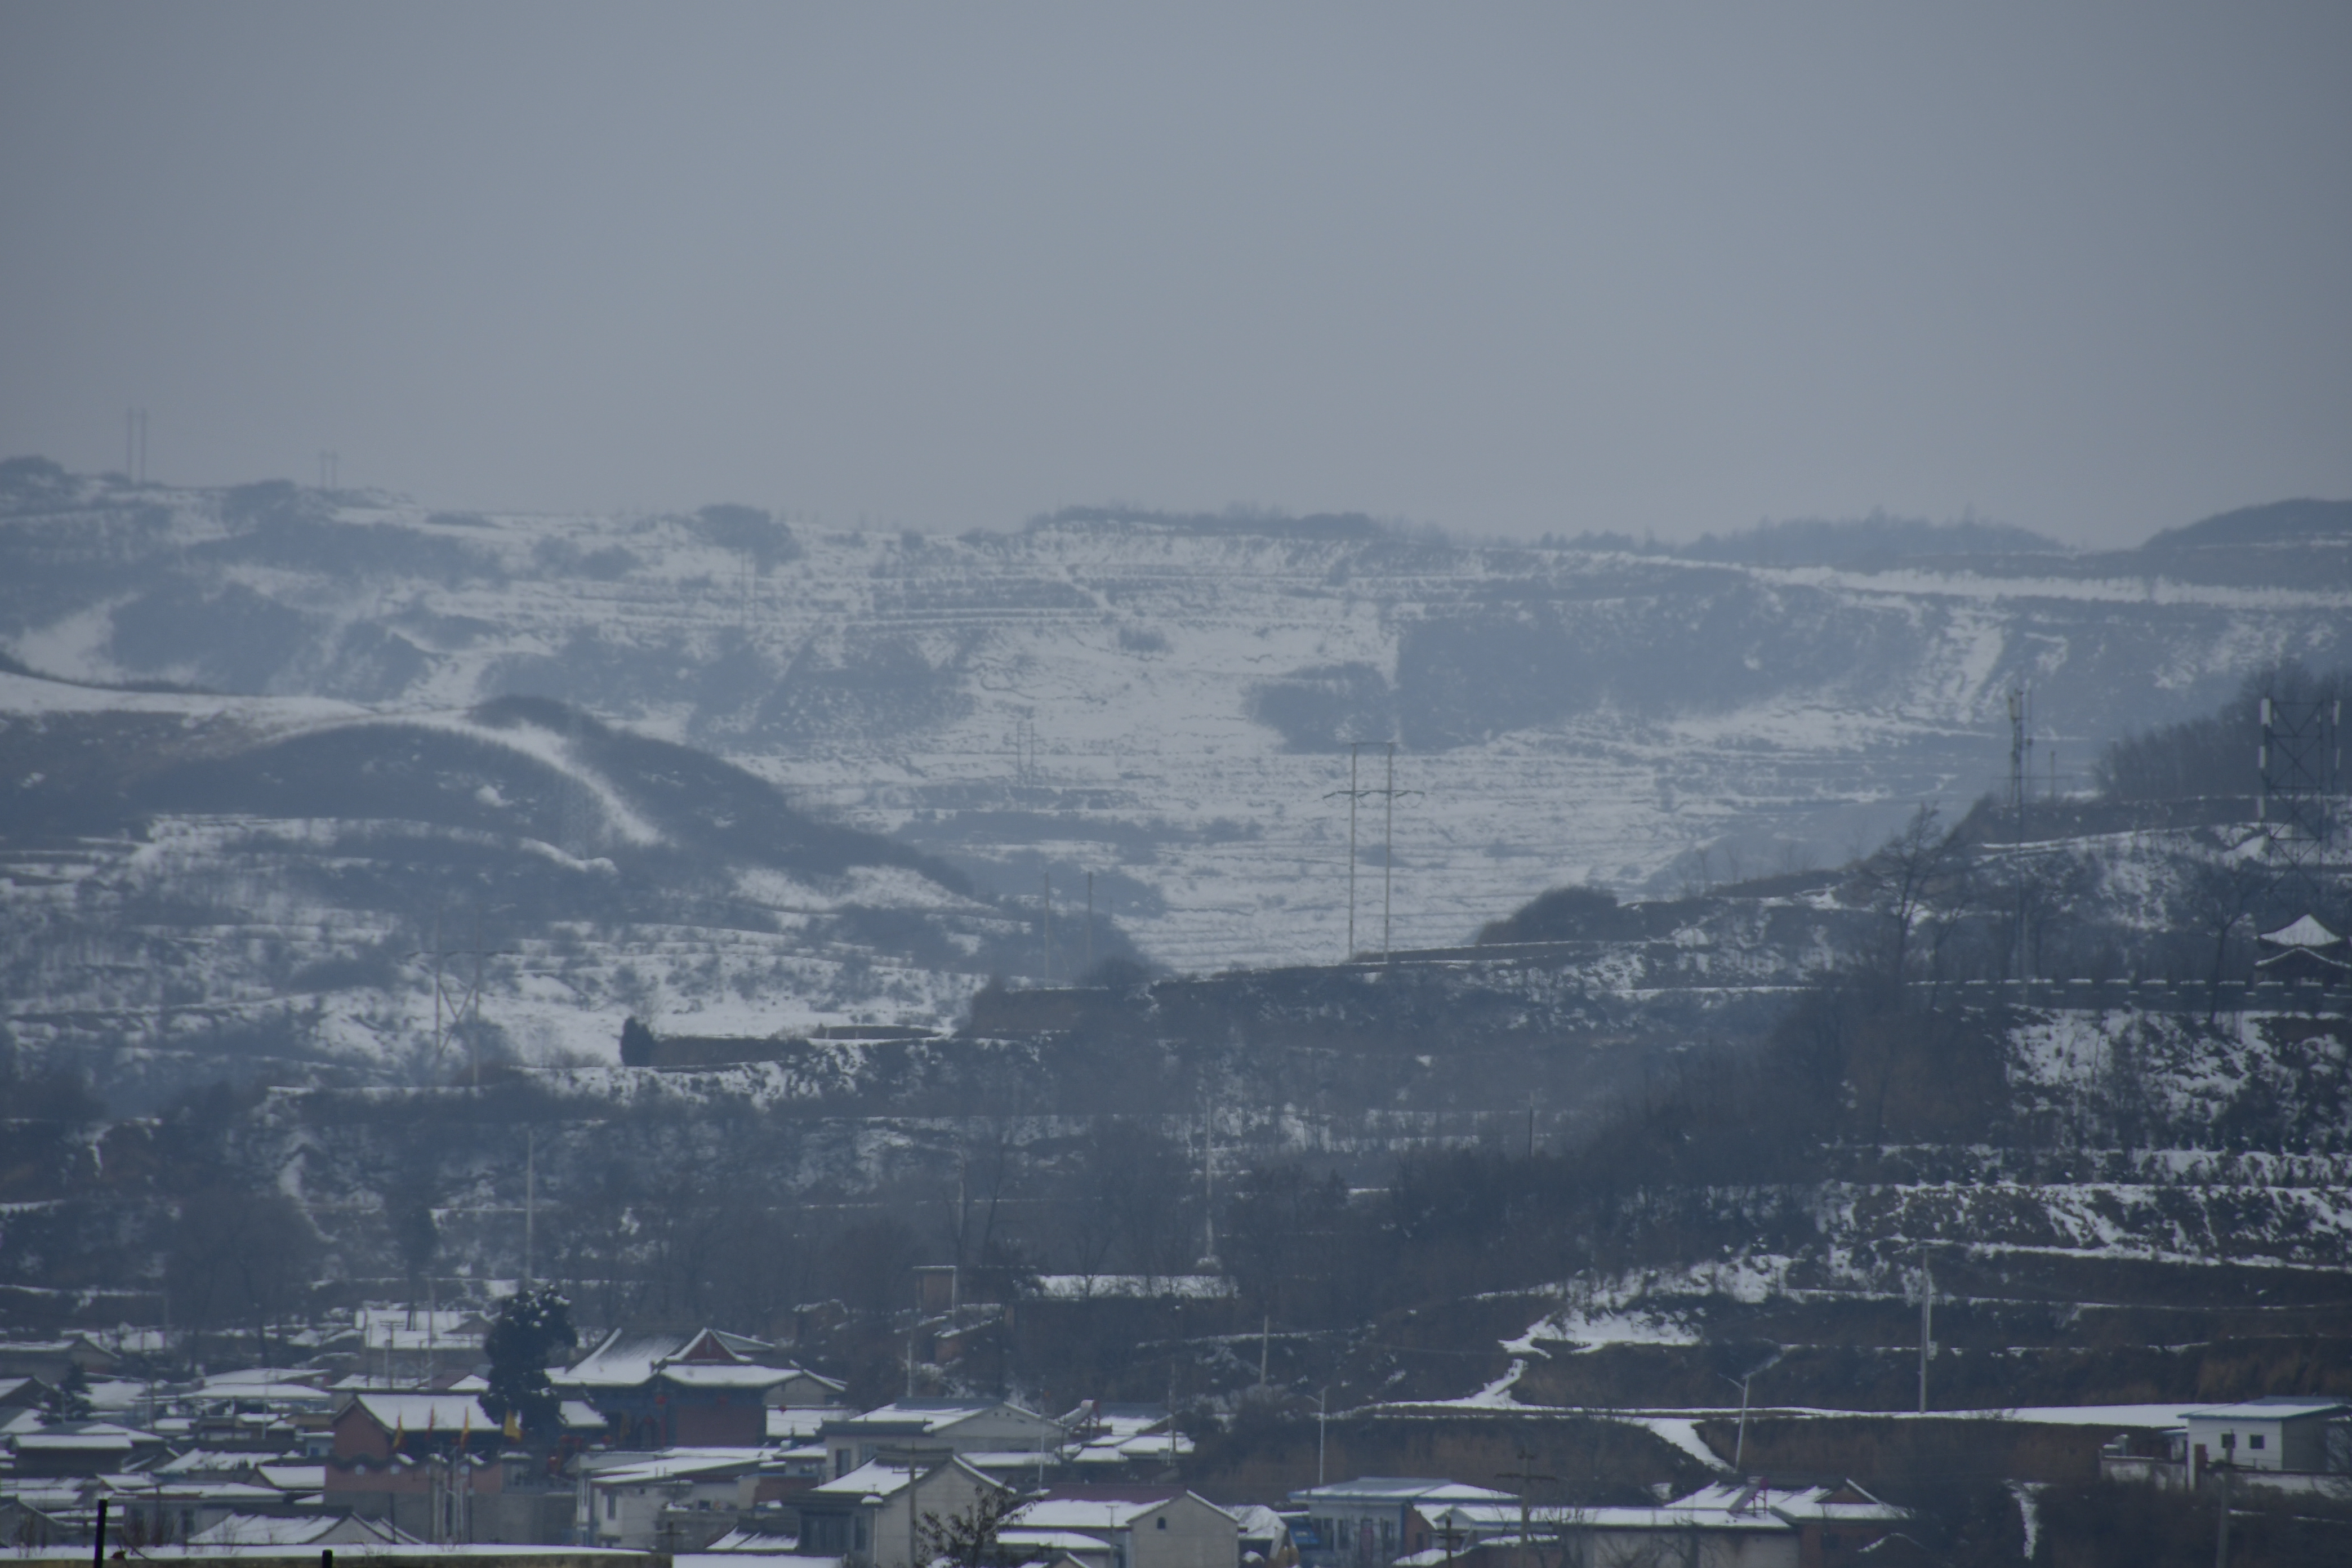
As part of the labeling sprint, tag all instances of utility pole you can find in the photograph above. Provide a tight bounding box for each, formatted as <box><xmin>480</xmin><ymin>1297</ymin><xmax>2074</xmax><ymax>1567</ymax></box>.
<box><xmin>1085</xmin><ymin>872</ymin><xmax>1094</xmax><ymax>974</ymax></box>
<box><xmin>2215</xmin><ymin>1432</ymin><xmax>2234</xmax><ymax>1568</ymax></box>
<box><xmin>1041</xmin><ymin>871</ymin><xmax>1052</xmax><ymax>981</ymax></box>
<box><xmin>524</xmin><ymin>1128</ymin><xmax>537</xmax><ymax>1287</ymax></box>
<box><xmin>1197</xmin><ymin>1098</ymin><xmax>1219</xmax><ymax>1269</ymax></box>
<box><xmin>2009</xmin><ymin>685</ymin><xmax>2030</xmax><ymax>999</ymax></box>
<box><xmin>1735</xmin><ymin>1372</ymin><xmax>1752</xmax><ymax>1471</ymax></box>
<box><xmin>1497</xmin><ymin>1450</ymin><xmax>1558</xmax><ymax>1568</ymax></box>
<box><xmin>1315</xmin><ymin>1388</ymin><xmax>1329</xmax><ymax>1485</ymax></box>
<box><xmin>1917</xmin><ymin>1257</ymin><xmax>1935</xmax><ymax>1415</ymax></box>
<box><xmin>1383</xmin><ymin>744</ymin><xmax>1396</xmax><ymax>963</ymax></box>
<box><xmin>1325</xmin><ymin>743</ymin><xmax>1365</xmax><ymax>958</ymax></box>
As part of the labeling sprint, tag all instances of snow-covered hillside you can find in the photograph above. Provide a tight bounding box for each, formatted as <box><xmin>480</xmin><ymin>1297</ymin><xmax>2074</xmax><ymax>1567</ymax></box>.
<box><xmin>3</xmin><ymin>460</ymin><xmax>2346</xmax><ymax>1088</ymax></box>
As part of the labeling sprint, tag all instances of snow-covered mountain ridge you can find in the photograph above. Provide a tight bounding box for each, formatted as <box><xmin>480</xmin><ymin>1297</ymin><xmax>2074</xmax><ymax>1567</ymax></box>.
<box><xmin>3</xmin><ymin>460</ymin><xmax>2346</xmax><ymax>1091</ymax></box>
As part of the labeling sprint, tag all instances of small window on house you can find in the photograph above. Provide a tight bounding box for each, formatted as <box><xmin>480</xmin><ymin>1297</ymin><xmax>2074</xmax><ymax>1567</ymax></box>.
<box><xmin>2249</xmin><ymin>1434</ymin><xmax>2266</xmax><ymax>1450</ymax></box>
<box><xmin>606</xmin><ymin>1494</ymin><xmax>617</xmax><ymax>1519</ymax></box>
<box><xmin>1158</xmin><ymin>1518</ymin><xmax>1168</xmax><ymax>1530</ymax></box>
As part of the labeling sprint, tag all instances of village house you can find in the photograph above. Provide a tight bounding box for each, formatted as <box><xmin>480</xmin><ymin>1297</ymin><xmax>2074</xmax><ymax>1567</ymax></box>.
<box><xmin>1061</xmin><ymin>1402</ymin><xmax>1193</xmax><ymax>1474</ymax></box>
<box><xmin>6</xmin><ymin>1420</ymin><xmax>167</xmax><ymax>1478</ymax></box>
<box><xmin>322</xmin><ymin>1389</ymin><xmax>574</xmax><ymax>1543</ymax></box>
<box><xmin>1410</xmin><ymin>1480</ymin><xmax>1904</xmax><ymax>1568</ymax></box>
<box><xmin>819</xmin><ymin>1398</ymin><xmax>1062</xmax><ymax>1481</ymax></box>
<box><xmin>574</xmin><ymin>1445</ymin><xmax>769</xmax><ymax>1551</ymax></box>
<box><xmin>0</xmin><ymin>1337</ymin><xmax>121</xmax><ymax>1384</ymax></box>
<box><xmin>556</xmin><ymin>1328</ymin><xmax>844</xmax><ymax>1450</ymax></box>
<box><xmin>2183</xmin><ymin>1396</ymin><xmax>2352</xmax><ymax>1478</ymax></box>
<box><xmin>792</xmin><ymin>1454</ymin><xmax>1006</xmax><ymax>1568</ymax></box>
<box><xmin>1288</xmin><ymin>1478</ymin><xmax>1517</xmax><ymax>1568</ymax></box>
<box><xmin>1000</xmin><ymin>1486</ymin><xmax>1241</xmax><ymax>1568</ymax></box>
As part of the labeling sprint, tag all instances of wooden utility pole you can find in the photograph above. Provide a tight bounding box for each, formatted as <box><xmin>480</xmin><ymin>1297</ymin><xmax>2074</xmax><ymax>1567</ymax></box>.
<box><xmin>1497</xmin><ymin>1450</ymin><xmax>1558</xmax><ymax>1568</ymax></box>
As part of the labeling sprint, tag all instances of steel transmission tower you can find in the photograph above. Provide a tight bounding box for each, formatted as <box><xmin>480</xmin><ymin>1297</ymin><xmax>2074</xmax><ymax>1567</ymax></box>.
<box><xmin>2260</xmin><ymin>691</ymin><xmax>2342</xmax><ymax>898</ymax></box>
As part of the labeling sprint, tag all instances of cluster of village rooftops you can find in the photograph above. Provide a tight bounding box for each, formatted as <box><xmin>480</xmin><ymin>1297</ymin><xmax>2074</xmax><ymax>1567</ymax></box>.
<box><xmin>3</xmin><ymin>1321</ymin><xmax>2348</xmax><ymax>1567</ymax></box>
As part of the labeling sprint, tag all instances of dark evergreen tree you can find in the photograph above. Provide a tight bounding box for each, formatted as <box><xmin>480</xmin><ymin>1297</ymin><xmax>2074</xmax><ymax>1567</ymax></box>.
<box><xmin>481</xmin><ymin>1285</ymin><xmax>577</xmax><ymax>1441</ymax></box>
<box><xmin>42</xmin><ymin>1364</ymin><xmax>92</xmax><ymax>1420</ymax></box>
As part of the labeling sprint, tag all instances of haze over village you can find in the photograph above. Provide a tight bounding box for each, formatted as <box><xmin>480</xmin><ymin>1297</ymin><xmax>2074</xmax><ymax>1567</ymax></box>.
<box><xmin>2</xmin><ymin>8</ymin><xmax>2350</xmax><ymax>1568</ymax></box>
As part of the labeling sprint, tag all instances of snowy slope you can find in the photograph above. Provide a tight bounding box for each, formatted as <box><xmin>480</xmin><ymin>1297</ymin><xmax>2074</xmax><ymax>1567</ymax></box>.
<box><xmin>3</xmin><ymin>464</ymin><xmax>2346</xmax><ymax>1043</ymax></box>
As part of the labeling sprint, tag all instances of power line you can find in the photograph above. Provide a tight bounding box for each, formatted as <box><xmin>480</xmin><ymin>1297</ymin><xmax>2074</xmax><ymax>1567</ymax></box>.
<box><xmin>1324</xmin><ymin>741</ymin><xmax>1421</xmax><ymax>961</ymax></box>
<box><xmin>407</xmin><ymin>907</ymin><xmax>517</xmax><ymax>1086</ymax></box>
<box><xmin>2260</xmin><ymin>689</ymin><xmax>2342</xmax><ymax>903</ymax></box>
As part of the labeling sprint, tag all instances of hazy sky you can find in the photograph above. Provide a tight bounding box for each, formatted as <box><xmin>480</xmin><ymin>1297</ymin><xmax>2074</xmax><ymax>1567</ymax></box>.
<box><xmin>3</xmin><ymin>5</ymin><xmax>2347</xmax><ymax>546</ymax></box>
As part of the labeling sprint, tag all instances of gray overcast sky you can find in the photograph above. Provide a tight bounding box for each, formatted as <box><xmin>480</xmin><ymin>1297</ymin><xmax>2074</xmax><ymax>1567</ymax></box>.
<box><xmin>2</xmin><ymin>5</ymin><xmax>2347</xmax><ymax>546</ymax></box>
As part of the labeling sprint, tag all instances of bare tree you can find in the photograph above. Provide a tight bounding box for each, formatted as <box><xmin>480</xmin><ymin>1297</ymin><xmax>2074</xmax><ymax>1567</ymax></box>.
<box><xmin>1851</xmin><ymin>804</ymin><xmax>1969</xmax><ymax>985</ymax></box>
<box><xmin>919</xmin><ymin>1487</ymin><xmax>1022</xmax><ymax>1568</ymax></box>
<box><xmin>164</xmin><ymin>1187</ymin><xmax>322</xmax><ymax>1365</ymax></box>
<box><xmin>2182</xmin><ymin>849</ymin><xmax>2272</xmax><ymax>1023</ymax></box>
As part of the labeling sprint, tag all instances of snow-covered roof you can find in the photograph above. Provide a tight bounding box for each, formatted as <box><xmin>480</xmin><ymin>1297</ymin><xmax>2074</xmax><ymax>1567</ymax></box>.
<box><xmin>586</xmin><ymin>1448</ymin><xmax>770</xmax><ymax>1486</ymax></box>
<box><xmin>998</xmin><ymin>1530</ymin><xmax>1116</xmax><ymax>1557</ymax></box>
<box><xmin>1579</xmin><ymin>1508</ymin><xmax>1793</xmax><ymax>1534</ymax></box>
<box><xmin>94</xmin><ymin>1477</ymin><xmax>284</xmax><ymax>1503</ymax></box>
<box><xmin>199</xmin><ymin>1367</ymin><xmax>330</xmax><ymax>1389</ymax></box>
<box><xmin>564</xmin><ymin>1329</ymin><xmax>701</xmax><ymax>1387</ymax></box>
<box><xmin>1291</xmin><ymin>1478</ymin><xmax>1514</xmax><ymax>1506</ymax></box>
<box><xmin>2184</xmin><ymin>1396</ymin><xmax>2350</xmax><ymax>1421</ymax></box>
<box><xmin>12</xmin><ymin>1424</ymin><xmax>152</xmax><ymax>1453</ymax></box>
<box><xmin>958</xmin><ymin>1450</ymin><xmax>1067</xmax><ymax>1474</ymax></box>
<box><xmin>189</xmin><ymin>1512</ymin><xmax>414</xmax><ymax>1547</ymax></box>
<box><xmin>658</xmin><ymin>1363</ymin><xmax>792</xmax><ymax>1389</ymax></box>
<box><xmin>560</xmin><ymin>1326</ymin><xmax>809</xmax><ymax>1391</ymax></box>
<box><xmin>1072</xmin><ymin>1431</ymin><xmax>1192</xmax><ymax>1462</ymax></box>
<box><xmin>342</xmin><ymin>1391</ymin><xmax>491</xmax><ymax>1432</ymax></box>
<box><xmin>154</xmin><ymin>1449</ymin><xmax>261</xmax><ymax>1475</ymax></box>
<box><xmin>812</xmin><ymin>1460</ymin><xmax>921</xmax><ymax>1499</ymax></box>
<box><xmin>1030</xmin><ymin>1276</ymin><xmax>1235</xmax><ymax>1300</ymax></box>
<box><xmin>256</xmin><ymin>1463</ymin><xmax>325</xmax><ymax>1492</ymax></box>
<box><xmin>1010</xmin><ymin>1492</ymin><xmax>1230</xmax><ymax>1532</ymax></box>
<box><xmin>825</xmin><ymin>1398</ymin><xmax>1046</xmax><ymax>1433</ymax></box>
<box><xmin>768</xmin><ymin>1408</ymin><xmax>830</xmax><ymax>1442</ymax></box>
<box><xmin>701</xmin><ymin>1529</ymin><xmax>804</xmax><ymax>1554</ymax></box>
<box><xmin>2259</xmin><ymin>915</ymin><xmax>2344</xmax><ymax>950</ymax></box>
<box><xmin>1062</xmin><ymin>1402</ymin><xmax>1167</xmax><ymax>1433</ymax></box>
<box><xmin>1229</xmin><ymin>1504</ymin><xmax>1289</xmax><ymax>1542</ymax></box>
<box><xmin>1422</xmin><ymin>1504</ymin><xmax>1586</xmax><ymax>1530</ymax></box>
<box><xmin>809</xmin><ymin>1455</ymin><xmax>1001</xmax><ymax>1500</ymax></box>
